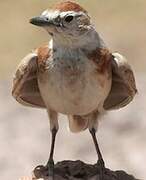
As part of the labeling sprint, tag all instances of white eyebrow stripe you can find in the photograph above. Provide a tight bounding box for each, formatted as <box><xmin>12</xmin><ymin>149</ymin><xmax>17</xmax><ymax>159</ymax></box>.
<box><xmin>60</xmin><ymin>11</ymin><xmax>86</xmax><ymax>17</ymax></box>
<box><xmin>41</xmin><ymin>10</ymin><xmax>60</xmax><ymax>19</ymax></box>
<box><xmin>42</xmin><ymin>10</ymin><xmax>49</xmax><ymax>16</ymax></box>
<box><xmin>41</xmin><ymin>10</ymin><xmax>86</xmax><ymax>19</ymax></box>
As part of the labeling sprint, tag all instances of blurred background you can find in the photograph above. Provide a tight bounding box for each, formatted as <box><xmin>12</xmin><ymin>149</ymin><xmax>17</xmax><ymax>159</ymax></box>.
<box><xmin>0</xmin><ymin>0</ymin><xmax>146</xmax><ymax>179</ymax></box>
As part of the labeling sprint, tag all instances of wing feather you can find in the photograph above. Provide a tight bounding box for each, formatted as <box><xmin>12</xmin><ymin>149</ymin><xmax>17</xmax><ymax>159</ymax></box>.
<box><xmin>103</xmin><ymin>53</ymin><xmax>137</xmax><ymax>110</ymax></box>
<box><xmin>12</xmin><ymin>52</ymin><xmax>46</xmax><ymax>108</ymax></box>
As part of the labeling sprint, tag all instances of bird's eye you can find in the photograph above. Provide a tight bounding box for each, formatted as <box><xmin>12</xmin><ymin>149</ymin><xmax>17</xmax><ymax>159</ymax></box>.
<box><xmin>64</xmin><ymin>15</ymin><xmax>74</xmax><ymax>23</ymax></box>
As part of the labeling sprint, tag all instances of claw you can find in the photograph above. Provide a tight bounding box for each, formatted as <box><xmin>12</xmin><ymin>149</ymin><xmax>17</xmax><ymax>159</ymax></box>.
<box><xmin>34</xmin><ymin>165</ymin><xmax>48</xmax><ymax>178</ymax></box>
<box><xmin>33</xmin><ymin>161</ymin><xmax>55</xmax><ymax>179</ymax></box>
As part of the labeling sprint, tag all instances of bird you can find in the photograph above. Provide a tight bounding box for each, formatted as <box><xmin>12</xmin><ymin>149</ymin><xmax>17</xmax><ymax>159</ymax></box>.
<box><xmin>12</xmin><ymin>1</ymin><xmax>137</xmax><ymax>179</ymax></box>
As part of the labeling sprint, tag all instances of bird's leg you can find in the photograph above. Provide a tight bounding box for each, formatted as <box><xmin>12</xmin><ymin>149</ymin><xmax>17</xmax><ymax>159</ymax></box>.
<box><xmin>90</xmin><ymin>128</ymin><xmax>105</xmax><ymax>167</ymax></box>
<box><xmin>89</xmin><ymin>128</ymin><xmax>105</xmax><ymax>179</ymax></box>
<box><xmin>46</xmin><ymin>127</ymin><xmax>57</xmax><ymax>179</ymax></box>
<box><xmin>34</xmin><ymin>110</ymin><xmax>58</xmax><ymax>179</ymax></box>
<box><xmin>45</xmin><ymin>110</ymin><xmax>58</xmax><ymax>179</ymax></box>
<box><xmin>88</xmin><ymin>112</ymin><xmax>105</xmax><ymax>180</ymax></box>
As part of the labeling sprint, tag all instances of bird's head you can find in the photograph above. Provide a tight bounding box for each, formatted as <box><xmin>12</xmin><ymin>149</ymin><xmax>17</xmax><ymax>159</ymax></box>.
<box><xmin>30</xmin><ymin>1</ymin><xmax>93</xmax><ymax>45</ymax></box>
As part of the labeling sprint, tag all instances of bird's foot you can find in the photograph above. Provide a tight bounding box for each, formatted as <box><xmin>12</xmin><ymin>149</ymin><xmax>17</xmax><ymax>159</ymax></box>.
<box><xmin>34</xmin><ymin>160</ymin><xmax>55</xmax><ymax>180</ymax></box>
<box><xmin>96</xmin><ymin>159</ymin><xmax>105</xmax><ymax>180</ymax></box>
<box><xmin>47</xmin><ymin>159</ymin><xmax>55</xmax><ymax>180</ymax></box>
<box><xmin>96</xmin><ymin>160</ymin><xmax>117</xmax><ymax>180</ymax></box>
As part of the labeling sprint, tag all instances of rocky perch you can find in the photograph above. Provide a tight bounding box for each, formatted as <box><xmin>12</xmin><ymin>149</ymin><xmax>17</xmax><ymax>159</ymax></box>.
<box><xmin>20</xmin><ymin>160</ymin><xmax>139</xmax><ymax>180</ymax></box>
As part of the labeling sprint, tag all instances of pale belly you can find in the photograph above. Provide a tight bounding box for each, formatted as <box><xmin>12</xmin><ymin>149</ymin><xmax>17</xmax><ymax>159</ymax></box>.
<box><xmin>38</xmin><ymin>65</ymin><xmax>111</xmax><ymax>115</ymax></box>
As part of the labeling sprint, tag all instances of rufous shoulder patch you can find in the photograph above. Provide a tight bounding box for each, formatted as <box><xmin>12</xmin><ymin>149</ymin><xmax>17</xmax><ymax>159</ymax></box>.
<box><xmin>36</xmin><ymin>44</ymin><xmax>51</xmax><ymax>72</ymax></box>
<box><xmin>87</xmin><ymin>48</ymin><xmax>113</xmax><ymax>73</ymax></box>
<box><xmin>53</xmin><ymin>1</ymin><xmax>87</xmax><ymax>13</ymax></box>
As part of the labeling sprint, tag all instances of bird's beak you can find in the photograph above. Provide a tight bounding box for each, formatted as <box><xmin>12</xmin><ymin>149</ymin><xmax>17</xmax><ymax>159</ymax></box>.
<box><xmin>30</xmin><ymin>16</ymin><xmax>54</xmax><ymax>27</ymax></box>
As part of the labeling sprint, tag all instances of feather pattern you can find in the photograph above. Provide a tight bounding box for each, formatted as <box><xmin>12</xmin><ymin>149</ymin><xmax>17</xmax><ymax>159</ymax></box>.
<box><xmin>103</xmin><ymin>53</ymin><xmax>137</xmax><ymax>110</ymax></box>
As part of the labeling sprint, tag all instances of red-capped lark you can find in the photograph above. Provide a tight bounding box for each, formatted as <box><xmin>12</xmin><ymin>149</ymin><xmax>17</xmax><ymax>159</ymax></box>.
<box><xmin>12</xmin><ymin>1</ymin><xmax>137</xmax><ymax>179</ymax></box>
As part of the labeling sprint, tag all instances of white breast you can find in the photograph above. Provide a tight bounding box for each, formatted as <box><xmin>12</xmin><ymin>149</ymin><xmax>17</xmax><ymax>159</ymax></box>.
<box><xmin>38</xmin><ymin>49</ymin><xmax>111</xmax><ymax>115</ymax></box>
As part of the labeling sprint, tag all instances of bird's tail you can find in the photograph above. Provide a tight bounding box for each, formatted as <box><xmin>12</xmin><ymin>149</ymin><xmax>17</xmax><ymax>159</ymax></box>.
<box><xmin>68</xmin><ymin>115</ymin><xmax>89</xmax><ymax>133</ymax></box>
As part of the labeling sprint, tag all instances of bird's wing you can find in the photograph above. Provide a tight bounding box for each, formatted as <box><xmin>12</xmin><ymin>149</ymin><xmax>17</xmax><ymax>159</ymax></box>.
<box><xmin>103</xmin><ymin>53</ymin><xmax>137</xmax><ymax>110</ymax></box>
<box><xmin>12</xmin><ymin>52</ymin><xmax>46</xmax><ymax>108</ymax></box>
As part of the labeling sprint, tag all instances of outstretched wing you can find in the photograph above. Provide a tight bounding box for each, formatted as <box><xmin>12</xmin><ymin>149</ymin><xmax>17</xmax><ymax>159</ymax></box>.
<box><xmin>103</xmin><ymin>53</ymin><xmax>137</xmax><ymax>110</ymax></box>
<box><xmin>12</xmin><ymin>52</ymin><xmax>46</xmax><ymax>108</ymax></box>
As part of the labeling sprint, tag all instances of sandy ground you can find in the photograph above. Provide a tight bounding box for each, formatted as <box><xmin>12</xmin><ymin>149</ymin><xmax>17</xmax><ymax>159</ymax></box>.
<box><xmin>0</xmin><ymin>73</ymin><xmax>146</xmax><ymax>180</ymax></box>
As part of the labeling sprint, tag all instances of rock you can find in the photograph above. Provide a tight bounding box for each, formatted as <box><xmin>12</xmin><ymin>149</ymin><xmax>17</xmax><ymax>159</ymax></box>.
<box><xmin>21</xmin><ymin>160</ymin><xmax>139</xmax><ymax>180</ymax></box>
